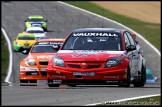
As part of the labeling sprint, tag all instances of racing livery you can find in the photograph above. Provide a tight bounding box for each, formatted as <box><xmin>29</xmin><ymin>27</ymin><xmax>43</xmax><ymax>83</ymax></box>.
<box><xmin>46</xmin><ymin>28</ymin><xmax>146</xmax><ymax>87</ymax></box>
<box><xmin>20</xmin><ymin>39</ymin><xmax>64</xmax><ymax>85</ymax></box>
<box><xmin>25</xmin><ymin>26</ymin><xmax>47</xmax><ymax>40</ymax></box>
<box><xmin>13</xmin><ymin>32</ymin><xmax>36</xmax><ymax>52</ymax></box>
<box><xmin>25</xmin><ymin>15</ymin><xmax>47</xmax><ymax>31</ymax></box>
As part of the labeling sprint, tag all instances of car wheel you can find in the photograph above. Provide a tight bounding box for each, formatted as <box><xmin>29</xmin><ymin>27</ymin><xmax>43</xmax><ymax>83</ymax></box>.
<box><xmin>20</xmin><ymin>80</ymin><xmax>28</xmax><ymax>83</ymax></box>
<box><xmin>44</xmin><ymin>28</ymin><xmax>47</xmax><ymax>32</ymax></box>
<box><xmin>118</xmin><ymin>66</ymin><xmax>131</xmax><ymax>87</ymax></box>
<box><xmin>133</xmin><ymin>65</ymin><xmax>146</xmax><ymax>87</ymax></box>
<box><xmin>29</xmin><ymin>80</ymin><xmax>37</xmax><ymax>83</ymax></box>
<box><xmin>67</xmin><ymin>84</ymin><xmax>77</xmax><ymax>87</ymax></box>
<box><xmin>48</xmin><ymin>84</ymin><xmax>60</xmax><ymax>87</ymax></box>
<box><xmin>47</xmin><ymin>78</ymin><xmax>60</xmax><ymax>87</ymax></box>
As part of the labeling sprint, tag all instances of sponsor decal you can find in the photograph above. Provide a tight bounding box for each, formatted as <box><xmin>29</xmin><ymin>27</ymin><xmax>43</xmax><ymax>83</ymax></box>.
<box><xmin>20</xmin><ymin>66</ymin><xmax>38</xmax><ymax>71</ymax></box>
<box><xmin>37</xmin><ymin>42</ymin><xmax>63</xmax><ymax>45</ymax></box>
<box><xmin>37</xmin><ymin>56</ymin><xmax>52</xmax><ymax>59</ymax></box>
<box><xmin>56</xmin><ymin>71</ymin><xmax>60</xmax><ymax>74</ymax></box>
<box><xmin>73</xmin><ymin>72</ymin><xmax>95</xmax><ymax>76</ymax></box>
<box><xmin>73</xmin><ymin>33</ymin><xmax>118</xmax><ymax>37</ymax></box>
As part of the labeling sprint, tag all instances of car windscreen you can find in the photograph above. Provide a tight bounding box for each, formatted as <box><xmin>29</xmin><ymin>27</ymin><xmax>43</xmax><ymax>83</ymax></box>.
<box><xmin>62</xmin><ymin>31</ymin><xmax>122</xmax><ymax>51</ymax></box>
<box><xmin>28</xmin><ymin>19</ymin><xmax>43</xmax><ymax>22</ymax></box>
<box><xmin>35</xmin><ymin>36</ymin><xmax>47</xmax><ymax>40</ymax></box>
<box><xmin>18</xmin><ymin>36</ymin><xmax>35</xmax><ymax>40</ymax></box>
<box><xmin>31</xmin><ymin>41</ymin><xmax>63</xmax><ymax>53</ymax></box>
<box><xmin>27</xmin><ymin>30</ymin><xmax>44</xmax><ymax>33</ymax></box>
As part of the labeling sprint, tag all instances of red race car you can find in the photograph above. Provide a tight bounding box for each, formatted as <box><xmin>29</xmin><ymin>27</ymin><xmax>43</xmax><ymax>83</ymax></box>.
<box><xmin>20</xmin><ymin>38</ymin><xmax>64</xmax><ymax>85</ymax></box>
<box><xmin>46</xmin><ymin>28</ymin><xmax>146</xmax><ymax>87</ymax></box>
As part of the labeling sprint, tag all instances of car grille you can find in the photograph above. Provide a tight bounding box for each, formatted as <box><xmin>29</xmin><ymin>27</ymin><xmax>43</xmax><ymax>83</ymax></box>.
<box><xmin>40</xmin><ymin>72</ymin><xmax>47</xmax><ymax>76</ymax></box>
<box><xmin>39</xmin><ymin>61</ymin><xmax>48</xmax><ymax>65</ymax></box>
<box><xmin>67</xmin><ymin>63</ymin><xmax>102</xmax><ymax>69</ymax></box>
<box><xmin>87</xmin><ymin>65</ymin><xmax>101</xmax><ymax>69</ymax></box>
<box><xmin>26</xmin><ymin>71</ymin><xmax>38</xmax><ymax>76</ymax></box>
<box><xmin>67</xmin><ymin>64</ymin><xmax>81</xmax><ymax>68</ymax></box>
<box><xmin>24</xmin><ymin>43</ymin><xmax>29</xmax><ymax>46</ymax></box>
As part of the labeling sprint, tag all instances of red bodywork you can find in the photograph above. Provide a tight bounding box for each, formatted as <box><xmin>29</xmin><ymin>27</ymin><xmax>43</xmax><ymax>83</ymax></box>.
<box><xmin>47</xmin><ymin>51</ymin><xmax>129</xmax><ymax>84</ymax></box>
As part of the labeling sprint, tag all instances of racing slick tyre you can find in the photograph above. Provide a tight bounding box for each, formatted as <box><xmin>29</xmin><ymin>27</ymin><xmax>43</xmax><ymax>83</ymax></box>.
<box><xmin>67</xmin><ymin>84</ymin><xmax>77</xmax><ymax>87</ymax></box>
<box><xmin>20</xmin><ymin>80</ymin><xmax>28</xmax><ymax>83</ymax></box>
<box><xmin>133</xmin><ymin>65</ymin><xmax>146</xmax><ymax>87</ymax></box>
<box><xmin>118</xmin><ymin>66</ymin><xmax>131</xmax><ymax>87</ymax></box>
<box><xmin>47</xmin><ymin>78</ymin><xmax>60</xmax><ymax>87</ymax></box>
<box><xmin>29</xmin><ymin>80</ymin><xmax>37</xmax><ymax>83</ymax></box>
<box><xmin>43</xmin><ymin>28</ymin><xmax>47</xmax><ymax>32</ymax></box>
<box><xmin>48</xmin><ymin>84</ymin><xmax>60</xmax><ymax>87</ymax></box>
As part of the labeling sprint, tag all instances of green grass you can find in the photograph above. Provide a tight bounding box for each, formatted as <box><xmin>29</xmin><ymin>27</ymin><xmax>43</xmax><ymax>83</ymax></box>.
<box><xmin>98</xmin><ymin>95</ymin><xmax>161</xmax><ymax>106</ymax></box>
<box><xmin>1</xmin><ymin>33</ymin><xmax>9</xmax><ymax>83</ymax></box>
<box><xmin>65</xmin><ymin>1</ymin><xmax>160</xmax><ymax>51</ymax></box>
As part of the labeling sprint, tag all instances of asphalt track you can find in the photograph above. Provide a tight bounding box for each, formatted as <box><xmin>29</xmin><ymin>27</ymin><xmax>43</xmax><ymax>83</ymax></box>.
<box><xmin>1</xmin><ymin>1</ymin><xmax>161</xmax><ymax>106</ymax></box>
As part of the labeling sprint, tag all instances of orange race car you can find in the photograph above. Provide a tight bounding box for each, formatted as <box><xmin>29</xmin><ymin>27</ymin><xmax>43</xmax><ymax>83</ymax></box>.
<box><xmin>20</xmin><ymin>38</ymin><xmax>64</xmax><ymax>85</ymax></box>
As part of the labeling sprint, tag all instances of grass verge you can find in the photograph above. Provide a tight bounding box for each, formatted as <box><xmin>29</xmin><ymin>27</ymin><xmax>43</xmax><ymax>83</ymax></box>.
<box><xmin>1</xmin><ymin>33</ymin><xmax>9</xmax><ymax>83</ymax></box>
<box><xmin>65</xmin><ymin>1</ymin><xmax>160</xmax><ymax>51</ymax></box>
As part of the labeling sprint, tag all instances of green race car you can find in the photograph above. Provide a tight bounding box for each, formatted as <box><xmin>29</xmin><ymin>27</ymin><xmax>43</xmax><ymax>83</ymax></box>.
<box><xmin>24</xmin><ymin>15</ymin><xmax>48</xmax><ymax>31</ymax></box>
<box><xmin>13</xmin><ymin>32</ymin><xmax>37</xmax><ymax>52</ymax></box>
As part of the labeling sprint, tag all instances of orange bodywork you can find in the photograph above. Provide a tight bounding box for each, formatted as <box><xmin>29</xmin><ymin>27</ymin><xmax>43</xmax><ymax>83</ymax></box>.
<box><xmin>20</xmin><ymin>38</ymin><xmax>64</xmax><ymax>81</ymax></box>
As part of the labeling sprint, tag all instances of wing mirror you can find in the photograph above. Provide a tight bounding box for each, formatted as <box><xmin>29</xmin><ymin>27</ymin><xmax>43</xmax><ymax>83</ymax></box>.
<box><xmin>22</xmin><ymin>49</ymin><xmax>29</xmax><ymax>54</ymax></box>
<box><xmin>131</xmin><ymin>33</ymin><xmax>138</xmax><ymax>44</ymax></box>
<box><xmin>126</xmin><ymin>45</ymin><xmax>136</xmax><ymax>52</ymax></box>
<box><xmin>135</xmin><ymin>40</ymin><xmax>138</xmax><ymax>44</ymax></box>
<box><xmin>53</xmin><ymin>45</ymin><xmax>61</xmax><ymax>51</ymax></box>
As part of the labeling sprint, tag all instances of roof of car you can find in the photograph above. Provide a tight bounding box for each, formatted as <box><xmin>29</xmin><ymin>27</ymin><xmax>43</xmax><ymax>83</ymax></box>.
<box><xmin>73</xmin><ymin>28</ymin><xmax>125</xmax><ymax>33</ymax></box>
<box><xmin>28</xmin><ymin>15</ymin><xmax>43</xmax><ymax>19</ymax></box>
<box><xmin>37</xmin><ymin>38</ymin><xmax>65</xmax><ymax>42</ymax></box>
<box><xmin>18</xmin><ymin>32</ymin><xmax>35</xmax><ymax>37</ymax></box>
<box><xmin>26</xmin><ymin>26</ymin><xmax>44</xmax><ymax>31</ymax></box>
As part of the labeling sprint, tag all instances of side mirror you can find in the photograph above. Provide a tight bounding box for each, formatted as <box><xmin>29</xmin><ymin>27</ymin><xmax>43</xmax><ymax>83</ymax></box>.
<box><xmin>53</xmin><ymin>45</ymin><xmax>61</xmax><ymax>51</ymax></box>
<box><xmin>131</xmin><ymin>33</ymin><xmax>136</xmax><ymax>39</ymax></box>
<box><xmin>22</xmin><ymin>50</ymin><xmax>29</xmax><ymax>54</ymax></box>
<box><xmin>126</xmin><ymin>45</ymin><xmax>136</xmax><ymax>52</ymax></box>
<box><xmin>131</xmin><ymin>33</ymin><xmax>139</xmax><ymax>44</ymax></box>
<box><xmin>135</xmin><ymin>40</ymin><xmax>138</xmax><ymax>44</ymax></box>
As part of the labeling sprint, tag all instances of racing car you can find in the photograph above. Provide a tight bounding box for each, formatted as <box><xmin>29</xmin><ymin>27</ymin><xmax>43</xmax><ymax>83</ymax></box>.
<box><xmin>20</xmin><ymin>38</ymin><xmax>64</xmax><ymax>85</ymax></box>
<box><xmin>46</xmin><ymin>28</ymin><xmax>146</xmax><ymax>87</ymax></box>
<box><xmin>13</xmin><ymin>32</ymin><xmax>36</xmax><ymax>52</ymax></box>
<box><xmin>24</xmin><ymin>15</ymin><xmax>48</xmax><ymax>31</ymax></box>
<box><xmin>25</xmin><ymin>26</ymin><xmax>47</xmax><ymax>40</ymax></box>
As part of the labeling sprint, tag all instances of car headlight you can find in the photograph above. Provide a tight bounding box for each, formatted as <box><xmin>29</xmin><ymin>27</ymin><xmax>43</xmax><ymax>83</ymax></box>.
<box><xmin>52</xmin><ymin>56</ymin><xmax>65</xmax><ymax>67</ymax></box>
<box><xmin>25</xmin><ymin>60</ymin><xmax>36</xmax><ymax>66</ymax></box>
<box><xmin>104</xmin><ymin>56</ymin><xmax>122</xmax><ymax>68</ymax></box>
<box><xmin>16</xmin><ymin>42</ymin><xmax>21</xmax><ymax>47</ymax></box>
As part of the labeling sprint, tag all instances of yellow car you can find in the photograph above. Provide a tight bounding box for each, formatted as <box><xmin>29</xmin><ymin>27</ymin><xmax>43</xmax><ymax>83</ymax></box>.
<box><xmin>13</xmin><ymin>32</ymin><xmax>36</xmax><ymax>52</ymax></box>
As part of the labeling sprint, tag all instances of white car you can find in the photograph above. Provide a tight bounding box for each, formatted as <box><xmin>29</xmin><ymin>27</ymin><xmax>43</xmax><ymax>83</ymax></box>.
<box><xmin>26</xmin><ymin>27</ymin><xmax>47</xmax><ymax>40</ymax></box>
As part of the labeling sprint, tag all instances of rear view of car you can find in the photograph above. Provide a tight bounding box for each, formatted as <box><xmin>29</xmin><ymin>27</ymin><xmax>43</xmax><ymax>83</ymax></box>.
<box><xmin>13</xmin><ymin>32</ymin><xmax>36</xmax><ymax>52</ymax></box>
<box><xmin>25</xmin><ymin>15</ymin><xmax>48</xmax><ymax>31</ymax></box>
<box><xmin>20</xmin><ymin>39</ymin><xmax>64</xmax><ymax>85</ymax></box>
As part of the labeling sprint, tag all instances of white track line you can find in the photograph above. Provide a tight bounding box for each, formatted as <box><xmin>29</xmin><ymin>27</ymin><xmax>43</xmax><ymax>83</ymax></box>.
<box><xmin>1</xmin><ymin>28</ymin><xmax>13</xmax><ymax>86</ymax></box>
<box><xmin>58</xmin><ymin>1</ymin><xmax>161</xmax><ymax>56</ymax></box>
<box><xmin>85</xmin><ymin>94</ymin><xmax>161</xmax><ymax>106</ymax></box>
